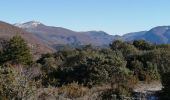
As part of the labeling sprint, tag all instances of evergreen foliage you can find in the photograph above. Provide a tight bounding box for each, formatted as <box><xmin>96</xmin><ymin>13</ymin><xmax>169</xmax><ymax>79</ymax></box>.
<box><xmin>0</xmin><ymin>36</ymin><xmax>169</xmax><ymax>99</ymax></box>
<box><xmin>3</xmin><ymin>35</ymin><xmax>33</xmax><ymax>65</ymax></box>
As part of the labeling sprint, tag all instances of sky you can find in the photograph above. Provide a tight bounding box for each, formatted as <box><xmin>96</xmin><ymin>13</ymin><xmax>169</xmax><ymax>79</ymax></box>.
<box><xmin>0</xmin><ymin>0</ymin><xmax>170</xmax><ymax>35</ymax></box>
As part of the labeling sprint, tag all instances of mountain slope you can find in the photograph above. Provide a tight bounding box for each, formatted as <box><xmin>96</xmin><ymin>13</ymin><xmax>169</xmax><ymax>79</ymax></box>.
<box><xmin>15</xmin><ymin>21</ymin><xmax>116</xmax><ymax>47</ymax></box>
<box><xmin>83</xmin><ymin>31</ymin><xmax>117</xmax><ymax>45</ymax></box>
<box><xmin>123</xmin><ymin>26</ymin><xmax>170</xmax><ymax>44</ymax></box>
<box><xmin>0</xmin><ymin>21</ymin><xmax>53</xmax><ymax>58</ymax></box>
<box><xmin>123</xmin><ymin>31</ymin><xmax>147</xmax><ymax>41</ymax></box>
<box><xmin>142</xmin><ymin>26</ymin><xmax>170</xmax><ymax>44</ymax></box>
<box><xmin>15</xmin><ymin>21</ymin><xmax>170</xmax><ymax>46</ymax></box>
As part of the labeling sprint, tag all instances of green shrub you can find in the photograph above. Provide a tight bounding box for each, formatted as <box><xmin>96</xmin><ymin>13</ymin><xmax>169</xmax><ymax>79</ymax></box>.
<box><xmin>110</xmin><ymin>40</ymin><xmax>139</xmax><ymax>58</ymax></box>
<box><xmin>57</xmin><ymin>48</ymin><xmax>128</xmax><ymax>86</ymax></box>
<box><xmin>133</xmin><ymin>40</ymin><xmax>155</xmax><ymax>50</ymax></box>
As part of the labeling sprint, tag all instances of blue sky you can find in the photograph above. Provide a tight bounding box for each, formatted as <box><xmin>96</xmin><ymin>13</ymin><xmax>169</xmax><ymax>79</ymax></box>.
<box><xmin>1</xmin><ymin>0</ymin><xmax>170</xmax><ymax>35</ymax></box>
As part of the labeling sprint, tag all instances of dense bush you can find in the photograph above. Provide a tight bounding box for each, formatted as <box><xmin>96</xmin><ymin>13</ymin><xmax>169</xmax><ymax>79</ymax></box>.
<box><xmin>110</xmin><ymin>40</ymin><xmax>139</xmax><ymax>58</ymax></box>
<box><xmin>0</xmin><ymin>63</ymin><xmax>36</xmax><ymax>99</ymax></box>
<box><xmin>160</xmin><ymin>72</ymin><xmax>170</xmax><ymax>100</ymax></box>
<box><xmin>38</xmin><ymin>48</ymin><xmax>129</xmax><ymax>86</ymax></box>
<box><xmin>0</xmin><ymin>35</ymin><xmax>170</xmax><ymax>99</ymax></box>
<box><xmin>100</xmin><ymin>74</ymin><xmax>133</xmax><ymax>100</ymax></box>
<box><xmin>133</xmin><ymin>40</ymin><xmax>155</xmax><ymax>50</ymax></box>
<box><xmin>36</xmin><ymin>40</ymin><xmax>170</xmax><ymax>99</ymax></box>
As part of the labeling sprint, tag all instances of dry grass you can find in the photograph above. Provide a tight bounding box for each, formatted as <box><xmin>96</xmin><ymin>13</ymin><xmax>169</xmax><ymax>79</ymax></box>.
<box><xmin>27</xmin><ymin>83</ymin><xmax>114</xmax><ymax>100</ymax></box>
<box><xmin>58</xmin><ymin>82</ymin><xmax>89</xmax><ymax>99</ymax></box>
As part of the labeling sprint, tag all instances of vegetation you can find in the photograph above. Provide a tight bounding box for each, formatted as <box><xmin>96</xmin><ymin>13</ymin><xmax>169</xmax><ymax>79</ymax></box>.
<box><xmin>1</xmin><ymin>35</ymin><xmax>33</xmax><ymax>65</ymax></box>
<box><xmin>0</xmin><ymin>36</ymin><xmax>169</xmax><ymax>99</ymax></box>
<box><xmin>160</xmin><ymin>72</ymin><xmax>170</xmax><ymax>100</ymax></box>
<box><xmin>0</xmin><ymin>63</ymin><xmax>36</xmax><ymax>100</ymax></box>
<box><xmin>58</xmin><ymin>82</ymin><xmax>89</xmax><ymax>98</ymax></box>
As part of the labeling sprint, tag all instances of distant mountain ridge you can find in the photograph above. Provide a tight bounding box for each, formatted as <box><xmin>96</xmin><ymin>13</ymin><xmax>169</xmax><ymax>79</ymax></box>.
<box><xmin>15</xmin><ymin>21</ymin><xmax>116</xmax><ymax>47</ymax></box>
<box><xmin>14</xmin><ymin>21</ymin><xmax>170</xmax><ymax>48</ymax></box>
<box><xmin>123</xmin><ymin>26</ymin><xmax>170</xmax><ymax>44</ymax></box>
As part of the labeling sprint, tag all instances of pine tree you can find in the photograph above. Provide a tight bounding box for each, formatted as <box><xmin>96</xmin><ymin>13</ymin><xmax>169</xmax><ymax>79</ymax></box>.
<box><xmin>4</xmin><ymin>35</ymin><xmax>33</xmax><ymax>65</ymax></box>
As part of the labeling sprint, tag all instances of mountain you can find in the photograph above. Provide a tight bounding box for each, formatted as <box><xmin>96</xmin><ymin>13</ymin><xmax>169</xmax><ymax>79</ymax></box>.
<box><xmin>15</xmin><ymin>21</ymin><xmax>116</xmax><ymax>48</ymax></box>
<box><xmin>82</xmin><ymin>31</ymin><xmax>118</xmax><ymax>45</ymax></box>
<box><xmin>0</xmin><ymin>21</ymin><xmax>53</xmax><ymax>58</ymax></box>
<box><xmin>14</xmin><ymin>21</ymin><xmax>170</xmax><ymax>48</ymax></box>
<box><xmin>142</xmin><ymin>26</ymin><xmax>170</xmax><ymax>44</ymax></box>
<box><xmin>123</xmin><ymin>26</ymin><xmax>170</xmax><ymax>44</ymax></box>
<box><xmin>14</xmin><ymin>21</ymin><xmax>42</xmax><ymax>29</ymax></box>
<box><xmin>122</xmin><ymin>31</ymin><xmax>147</xmax><ymax>41</ymax></box>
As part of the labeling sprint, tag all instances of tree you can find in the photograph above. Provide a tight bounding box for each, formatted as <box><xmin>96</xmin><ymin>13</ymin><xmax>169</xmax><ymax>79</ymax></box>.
<box><xmin>3</xmin><ymin>35</ymin><xmax>33</xmax><ymax>65</ymax></box>
<box><xmin>133</xmin><ymin>40</ymin><xmax>155</xmax><ymax>50</ymax></box>
<box><xmin>110</xmin><ymin>40</ymin><xmax>138</xmax><ymax>58</ymax></box>
<box><xmin>109</xmin><ymin>40</ymin><xmax>124</xmax><ymax>51</ymax></box>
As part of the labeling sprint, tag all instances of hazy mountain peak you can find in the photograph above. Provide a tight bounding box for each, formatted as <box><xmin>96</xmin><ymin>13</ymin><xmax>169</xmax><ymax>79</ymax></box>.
<box><xmin>14</xmin><ymin>21</ymin><xmax>43</xmax><ymax>29</ymax></box>
<box><xmin>152</xmin><ymin>26</ymin><xmax>170</xmax><ymax>30</ymax></box>
<box><xmin>149</xmin><ymin>26</ymin><xmax>170</xmax><ymax>35</ymax></box>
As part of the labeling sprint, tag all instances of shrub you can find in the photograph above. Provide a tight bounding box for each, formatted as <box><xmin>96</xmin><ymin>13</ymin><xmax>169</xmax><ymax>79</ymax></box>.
<box><xmin>57</xmin><ymin>48</ymin><xmax>128</xmax><ymax>86</ymax></box>
<box><xmin>100</xmin><ymin>84</ymin><xmax>132</xmax><ymax>100</ymax></box>
<box><xmin>160</xmin><ymin>72</ymin><xmax>170</xmax><ymax>100</ymax></box>
<box><xmin>0</xmin><ymin>63</ymin><xmax>36</xmax><ymax>99</ymax></box>
<box><xmin>133</xmin><ymin>40</ymin><xmax>155</xmax><ymax>50</ymax></box>
<box><xmin>110</xmin><ymin>40</ymin><xmax>139</xmax><ymax>58</ymax></box>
